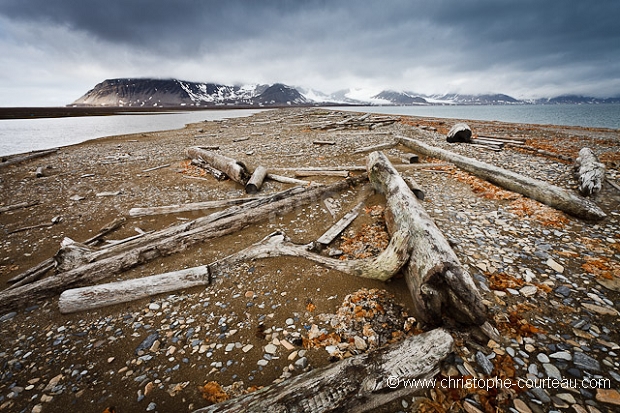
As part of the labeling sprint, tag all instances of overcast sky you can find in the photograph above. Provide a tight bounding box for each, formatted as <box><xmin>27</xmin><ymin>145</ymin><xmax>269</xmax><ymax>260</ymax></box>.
<box><xmin>1</xmin><ymin>0</ymin><xmax>619</xmax><ymax>106</ymax></box>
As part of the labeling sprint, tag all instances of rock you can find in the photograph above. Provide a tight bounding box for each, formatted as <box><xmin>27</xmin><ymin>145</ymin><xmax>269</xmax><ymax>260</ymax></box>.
<box><xmin>257</xmin><ymin>359</ymin><xmax>269</xmax><ymax>367</ymax></box>
<box><xmin>519</xmin><ymin>285</ymin><xmax>538</xmax><ymax>297</ymax></box>
<box><xmin>536</xmin><ymin>353</ymin><xmax>550</xmax><ymax>363</ymax></box>
<box><xmin>513</xmin><ymin>398</ymin><xmax>533</xmax><ymax>413</ymax></box>
<box><xmin>0</xmin><ymin>312</ymin><xmax>17</xmax><ymax>323</ymax></box>
<box><xmin>543</xmin><ymin>363</ymin><xmax>562</xmax><ymax>380</ymax></box>
<box><xmin>573</xmin><ymin>352</ymin><xmax>601</xmax><ymax>372</ymax></box>
<box><xmin>546</xmin><ymin>258</ymin><xmax>564</xmax><ymax>273</ymax></box>
<box><xmin>596</xmin><ymin>388</ymin><xmax>620</xmax><ymax>405</ymax></box>
<box><xmin>581</xmin><ymin>302</ymin><xmax>619</xmax><ymax>316</ymax></box>
<box><xmin>294</xmin><ymin>357</ymin><xmax>308</xmax><ymax>369</ymax></box>
<box><xmin>475</xmin><ymin>351</ymin><xmax>494</xmax><ymax>375</ymax></box>
<box><xmin>446</xmin><ymin>123</ymin><xmax>472</xmax><ymax>143</ymax></box>
<box><xmin>549</xmin><ymin>351</ymin><xmax>572</xmax><ymax>361</ymax></box>
<box><xmin>353</xmin><ymin>336</ymin><xmax>367</xmax><ymax>351</ymax></box>
<box><xmin>242</xmin><ymin>344</ymin><xmax>253</xmax><ymax>353</ymax></box>
<box><xmin>264</xmin><ymin>343</ymin><xmax>277</xmax><ymax>355</ymax></box>
<box><xmin>135</xmin><ymin>332</ymin><xmax>159</xmax><ymax>355</ymax></box>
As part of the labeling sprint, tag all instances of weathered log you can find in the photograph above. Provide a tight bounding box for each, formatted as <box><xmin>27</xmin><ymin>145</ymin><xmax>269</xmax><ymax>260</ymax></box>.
<box><xmin>58</xmin><ymin>229</ymin><xmax>409</xmax><ymax>313</ymax></box>
<box><xmin>315</xmin><ymin>202</ymin><xmax>364</xmax><ymax>247</ymax></box>
<box><xmin>0</xmin><ymin>148</ymin><xmax>59</xmax><ymax>169</ymax></box>
<box><xmin>0</xmin><ymin>177</ymin><xmax>367</xmax><ymax>312</ymax></box>
<box><xmin>59</xmin><ymin>266</ymin><xmax>210</xmax><ymax>313</ymax></box>
<box><xmin>186</xmin><ymin>147</ymin><xmax>250</xmax><ymax>185</ymax></box>
<box><xmin>401</xmin><ymin>154</ymin><xmax>419</xmax><ymax>164</ymax></box>
<box><xmin>368</xmin><ymin>151</ymin><xmax>487</xmax><ymax>326</ymax></box>
<box><xmin>35</xmin><ymin>166</ymin><xmax>45</xmax><ymax>177</ymax></box>
<box><xmin>446</xmin><ymin>123</ymin><xmax>472</xmax><ymax>143</ymax></box>
<box><xmin>0</xmin><ymin>200</ymin><xmax>40</xmax><ymax>214</ymax></box>
<box><xmin>313</xmin><ymin>140</ymin><xmax>336</xmax><ymax>145</ymax></box>
<box><xmin>7</xmin><ymin>217</ymin><xmax>127</xmax><ymax>289</ymax></box>
<box><xmin>403</xmin><ymin>177</ymin><xmax>425</xmax><ymax>200</ymax></box>
<box><xmin>142</xmin><ymin>163</ymin><xmax>170</xmax><ymax>173</ymax></box>
<box><xmin>192</xmin><ymin>328</ymin><xmax>453</xmax><ymax>413</ymax></box>
<box><xmin>352</xmin><ymin>141</ymin><xmax>398</xmax><ymax>155</ymax></box>
<box><xmin>129</xmin><ymin>197</ymin><xmax>258</xmax><ymax>217</ymax></box>
<box><xmin>574</xmin><ymin>147</ymin><xmax>605</xmax><ymax>196</ymax></box>
<box><xmin>295</xmin><ymin>170</ymin><xmax>349</xmax><ymax>178</ymax></box>
<box><xmin>245</xmin><ymin>166</ymin><xmax>268</xmax><ymax>194</ymax></box>
<box><xmin>191</xmin><ymin>158</ymin><xmax>229</xmax><ymax>181</ymax></box>
<box><xmin>265</xmin><ymin>173</ymin><xmax>311</xmax><ymax>186</ymax></box>
<box><xmin>398</xmin><ymin>136</ymin><xmax>607</xmax><ymax>221</ymax></box>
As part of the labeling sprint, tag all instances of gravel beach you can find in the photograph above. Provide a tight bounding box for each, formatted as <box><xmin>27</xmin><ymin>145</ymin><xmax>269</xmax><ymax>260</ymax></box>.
<box><xmin>1</xmin><ymin>108</ymin><xmax>619</xmax><ymax>412</ymax></box>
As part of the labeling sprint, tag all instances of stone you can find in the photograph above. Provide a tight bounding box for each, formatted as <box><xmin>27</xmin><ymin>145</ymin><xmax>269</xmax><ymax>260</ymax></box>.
<box><xmin>242</xmin><ymin>344</ymin><xmax>254</xmax><ymax>353</ymax></box>
<box><xmin>556</xmin><ymin>393</ymin><xmax>576</xmax><ymax>404</ymax></box>
<box><xmin>264</xmin><ymin>343</ymin><xmax>277</xmax><ymax>354</ymax></box>
<box><xmin>475</xmin><ymin>351</ymin><xmax>494</xmax><ymax>375</ymax></box>
<box><xmin>573</xmin><ymin>352</ymin><xmax>601</xmax><ymax>372</ymax></box>
<box><xmin>581</xmin><ymin>303</ymin><xmax>619</xmax><ymax>316</ymax></box>
<box><xmin>549</xmin><ymin>351</ymin><xmax>572</xmax><ymax>361</ymax></box>
<box><xmin>596</xmin><ymin>388</ymin><xmax>620</xmax><ymax>406</ymax></box>
<box><xmin>520</xmin><ymin>285</ymin><xmax>538</xmax><ymax>297</ymax></box>
<box><xmin>537</xmin><ymin>353</ymin><xmax>550</xmax><ymax>363</ymax></box>
<box><xmin>257</xmin><ymin>359</ymin><xmax>269</xmax><ymax>367</ymax></box>
<box><xmin>513</xmin><ymin>398</ymin><xmax>533</xmax><ymax>413</ymax></box>
<box><xmin>546</xmin><ymin>258</ymin><xmax>564</xmax><ymax>273</ymax></box>
<box><xmin>543</xmin><ymin>363</ymin><xmax>562</xmax><ymax>380</ymax></box>
<box><xmin>353</xmin><ymin>336</ymin><xmax>367</xmax><ymax>351</ymax></box>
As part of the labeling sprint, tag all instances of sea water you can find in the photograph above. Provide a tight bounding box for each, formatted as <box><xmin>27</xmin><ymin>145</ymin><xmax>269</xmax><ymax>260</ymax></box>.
<box><xmin>345</xmin><ymin>104</ymin><xmax>620</xmax><ymax>130</ymax></box>
<box><xmin>0</xmin><ymin>109</ymin><xmax>264</xmax><ymax>157</ymax></box>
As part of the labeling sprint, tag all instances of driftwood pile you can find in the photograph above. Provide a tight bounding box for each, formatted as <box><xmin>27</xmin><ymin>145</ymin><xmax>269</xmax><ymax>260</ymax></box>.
<box><xmin>312</xmin><ymin>113</ymin><xmax>399</xmax><ymax>131</ymax></box>
<box><xmin>2</xmin><ymin>124</ymin><xmax>609</xmax><ymax>411</ymax></box>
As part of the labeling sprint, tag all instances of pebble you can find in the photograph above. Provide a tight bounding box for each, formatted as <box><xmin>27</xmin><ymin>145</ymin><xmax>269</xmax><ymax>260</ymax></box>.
<box><xmin>549</xmin><ymin>351</ymin><xmax>572</xmax><ymax>361</ymax></box>
<box><xmin>536</xmin><ymin>353</ymin><xmax>550</xmax><ymax>363</ymax></box>
<box><xmin>543</xmin><ymin>363</ymin><xmax>562</xmax><ymax>380</ymax></box>
<box><xmin>546</xmin><ymin>258</ymin><xmax>564</xmax><ymax>273</ymax></box>
<box><xmin>264</xmin><ymin>344</ymin><xmax>278</xmax><ymax>355</ymax></box>
<box><xmin>596</xmin><ymin>388</ymin><xmax>620</xmax><ymax>406</ymax></box>
<box><xmin>474</xmin><ymin>351</ymin><xmax>494</xmax><ymax>375</ymax></box>
<box><xmin>573</xmin><ymin>352</ymin><xmax>601</xmax><ymax>372</ymax></box>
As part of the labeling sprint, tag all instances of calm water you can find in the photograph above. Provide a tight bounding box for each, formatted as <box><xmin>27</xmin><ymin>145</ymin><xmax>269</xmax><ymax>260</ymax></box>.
<box><xmin>0</xmin><ymin>109</ymin><xmax>264</xmax><ymax>157</ymax></box>
<box><xmin>341</xmin><ymin>104</ymin><xmax>620</xmax><ymax>130</ymax></box>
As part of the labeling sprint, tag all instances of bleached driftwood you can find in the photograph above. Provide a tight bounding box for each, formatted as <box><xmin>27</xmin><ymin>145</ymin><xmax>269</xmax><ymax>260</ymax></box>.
<box><xmin>0</xmin><ymin>177</ymin><xmax>367</xmax><ymax>312</ymax></box>
<box><xmin>265</xmin><ymin>173</ymin><xmax>311</xmax><ymax>186</ymax></box>
<box><xmin>368</xmin><ymin>151</ymin><xmax>487</xmax><ymax>326</ymax></box>
<box><xmin>58</xmin><ymin>229</ymin><xmax>409</xmax><ymax>313</ymax></box>
<box><xmin>186</xmin><ymin>147</ymin><xmax>250</xmax><ymax>185</ymax></box>
<box><xmin>352</xmin><ymin>141</ymin><xmax>398</xmax><ymax>155</ymax></box>
<box><xmin>129</xmin><ymin>198</ymin><xmax>259</xmax><ymax>217</ymax></box>
<box><xmin>574</xmin><ymin>147</ymin><xmax>605</xmax><ymax>196</ymax></box>
<box><xmin>398</xmin><ymin>136</ymin><xmax>606</xmax><ymax>221</ymax></box>
<box><xmin>0</xmin><ymin>148</ymin><xmax>59</xmax><ymax>169</ymax></box>
<box><xmin>295</xmin><ymin>170</ymin><xmax>349</xmax><ymax>178</ymax></box>
<box><xmin>315</xmin><ymin>202</ymin><xmax>364</xmax><ymax>248</ymax></box>
<box><xmin>192</xmin><ymin>328</ymin><xmax>453</xmax><ymax>413</ymax></box>
<box><xmin>7</xmin><ymin>217</ymin><xmax>126</xmax><ymax>289</ymax></box>
<box><xmin>245</xmin><ymin>166</ymin><xmax>268</xmax><ymax>194</ymax></box>
<box><xmin>0</xmin><ymin>200</ymin><xmax>40</xmax><ymax>214</ymax></box>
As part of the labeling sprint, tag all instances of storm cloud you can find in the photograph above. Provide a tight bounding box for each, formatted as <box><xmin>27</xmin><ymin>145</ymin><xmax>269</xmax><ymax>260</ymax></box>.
<box><xmin>1</xmin><ymin>0</ymin><xmax>619</xmax><ymax>105</ymax></box>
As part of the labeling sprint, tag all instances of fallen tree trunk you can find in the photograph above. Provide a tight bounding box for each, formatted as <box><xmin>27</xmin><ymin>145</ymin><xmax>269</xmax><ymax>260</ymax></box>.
<box><xmin>7</xmin><ymin>217</ymin><xmax>126</xmax><ymax>289</ymax></box>
<box><xmin>192</xmin><ymin>328</ymin><xmax>453</xmax><ymax>413</ymax></box>
<box><xmin>129</xmin><ymin>197</ymin><xmax>259</xmax><ymax>217</ymax></box>
<box><xmin>245</xmin><ymin>166</ymin><xmax>268</xmax><ymax>194</ymax></box>
<box><xmin>186</xmin><ymin>147</ymin><xmax>250</xmax><ymax>185</ymax></box>
<box><xmin>58</xmin><ymin>229</ymin><xmax>409</xmax><ymax>313</ymax></box>
<box><xmin>368</xmin><ymin>151</ymin><xmax>487</xmax><ymax>326</ymax></box>
<box><xmin>0</xmin><ymin>177</ymin><xmax>367</xmax><ymax>312</ymax></box>
<box><xmin>398</xmin><ymin>136</ymin><xmax>606</xmax><ymax>221</ymax></box>
<box><xmin>574</xmin><ymin>147</ymin><xmax>605</xmax><ymax>196</ymax></box>
<box><xmin>0</xmin><ymin>148</ymin><xmax>59</xmax><ymax>169</ymax></box>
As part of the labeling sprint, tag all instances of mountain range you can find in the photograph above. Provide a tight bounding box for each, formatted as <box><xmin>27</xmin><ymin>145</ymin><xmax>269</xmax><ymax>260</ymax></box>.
<box><xmin>71</xmin><ymin>78</ymin><xmax>620</xmax><ymax>107</ymax></box>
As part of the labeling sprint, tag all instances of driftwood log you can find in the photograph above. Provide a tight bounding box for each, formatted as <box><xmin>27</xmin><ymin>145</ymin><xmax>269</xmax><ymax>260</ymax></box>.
<box><xmin>368</xmin><ymin>151</ymin><xmax>487</xmax><ymax>326</ymax></box>
<box><xmin>129</xmin><ymin>197</ymin><xmax>259</xmax><ymax>217</ymax></box>
<box><xmin>398</xmin><ymin>136</ymin><xmax>607</xmax><ymax>221</ymax></box>
<box><xmin>58</xmin><ymin>229</ymin><xmax>409</xmax><ymax>313</ymax></box>
<box><xmin>574</xmin><ymin>147</ymin><xmax>605</xmax><ymax>196</ymax></box>
<box><xmin>192</xmin><ymin>328</ymin><xmax>454</xmax><ymax>413</ymax></box>
<box><xmin>186</xmin><ymin>147</ymin><xmax>250</xmax><ymax>185</ymax></box>
<box><xmin>0</xmin><ymin>178</ymin><xmax>367</xmax><ymax>312</ymax></box>
<box><xmin>245</xmin><ymin>166</ymin><xmax>269</xmax><ymax>194</ymax></box>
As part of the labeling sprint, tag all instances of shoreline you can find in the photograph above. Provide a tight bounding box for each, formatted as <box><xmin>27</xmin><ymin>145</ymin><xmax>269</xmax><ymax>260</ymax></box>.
<box><xmin>0</xmin><ymin>108</ymin><xmax>619</xmax><ymax>412</ymax></box>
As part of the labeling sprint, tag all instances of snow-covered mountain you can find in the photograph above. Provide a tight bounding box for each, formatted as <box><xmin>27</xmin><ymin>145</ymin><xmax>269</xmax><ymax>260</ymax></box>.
<box><xmin>72</xmin><ymin>79</ymin><xmax>307</xmax><ymax>107</ymax></box>
<box><xmin>71</xmin><ymin>78</ymin><xmax>619</xmax><ymax>107</ymax></box>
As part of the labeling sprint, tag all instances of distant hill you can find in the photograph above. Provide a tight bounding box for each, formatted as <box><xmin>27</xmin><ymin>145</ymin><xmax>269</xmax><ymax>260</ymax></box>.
<box><xmin>71</xmin><ymin>78</ymin><xmax>620</xmax><ymax>107</ymax></box>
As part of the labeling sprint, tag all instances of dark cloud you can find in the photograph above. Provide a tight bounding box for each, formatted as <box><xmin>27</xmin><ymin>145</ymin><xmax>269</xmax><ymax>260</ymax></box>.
<box><xmin>0</xmin><ymin>0</ymin><xmax>619</xmax><ymax>105</ymax></box>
